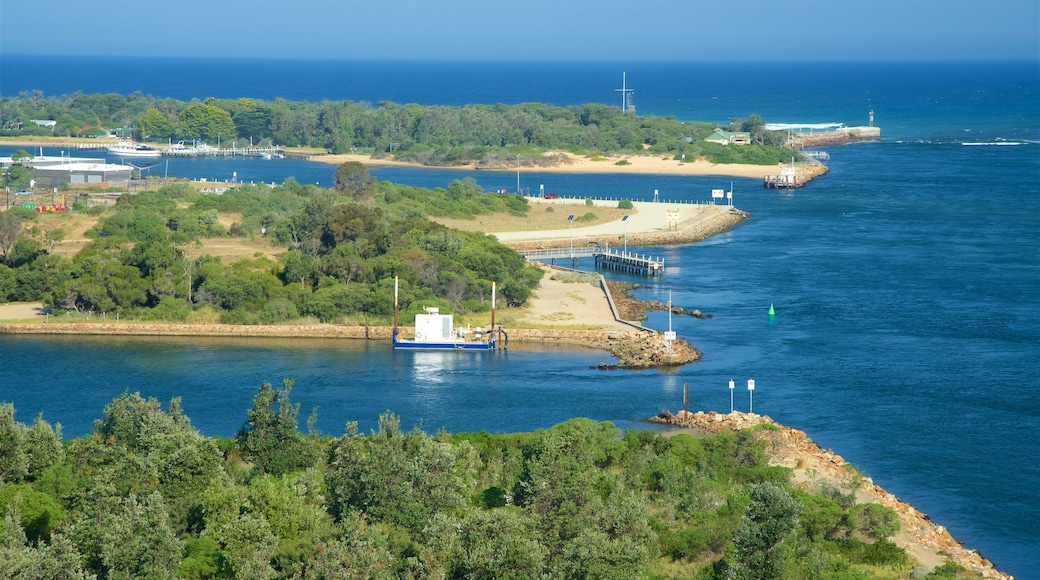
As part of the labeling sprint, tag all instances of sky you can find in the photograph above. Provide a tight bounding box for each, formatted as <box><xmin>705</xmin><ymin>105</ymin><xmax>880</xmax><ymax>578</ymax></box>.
<box><xmin>2</xmin><ymin>0</ymin><xmax>1037</xmax><ymax>61</ymax></box>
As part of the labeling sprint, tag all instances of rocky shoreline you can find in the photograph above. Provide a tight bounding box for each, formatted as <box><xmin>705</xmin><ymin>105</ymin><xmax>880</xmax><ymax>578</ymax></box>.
<box><xmin>650</xmin><ymin>411</ymin><xmax>1012</xmax><ymax>579</ymax></box>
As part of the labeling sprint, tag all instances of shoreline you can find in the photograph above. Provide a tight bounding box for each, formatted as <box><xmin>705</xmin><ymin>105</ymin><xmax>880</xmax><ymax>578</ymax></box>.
<box><xmin>0</xmin><ymin>137</ymin><xmax>794</xmax><ymax>180</ymax></box>
<box><xmin>0</xmin><ymin>316</ymin><xmax>1014</xmax><ymax>575</ymax></box>
<box><xmin>313</xmin><ymin>151</ymin><xmax>786</xmax><ymax>179</ymax></box>
<box><xmin>651</xmin><ymin>411</ymin><xmax>1012</xmax><ymax>579</ymax></box>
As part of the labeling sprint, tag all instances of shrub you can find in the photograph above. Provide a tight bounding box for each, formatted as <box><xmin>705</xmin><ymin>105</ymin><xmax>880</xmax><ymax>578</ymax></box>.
<box><xmin>618</xmin><ymin>199</ymin><xmax>633</xmax><ymax>209</ymax></box>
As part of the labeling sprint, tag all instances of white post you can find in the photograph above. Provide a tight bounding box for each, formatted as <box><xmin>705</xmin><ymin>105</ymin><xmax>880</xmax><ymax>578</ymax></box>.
<box><xmin>747</xmin><ymin>378</ymin><xmax>755</xmax><ymax>414</ymax></box>
<box><xmin>622</xmin><ymin>215</ymin><xmax>629</xmax><ymax>254</ymax></box>
<box><xmin>729</xmin><ymin>379</ymin><xmax>735</xmax><ymax>413</ymax></box>
<box><xmin>516</xmin><ymin>154</ymin><xmax>521</xmax><ymax>194</ymax></box>
<box><xmin>568</xmin><ymin>214</ymin><xmax>575</xmax><ymax>258</ymax></box>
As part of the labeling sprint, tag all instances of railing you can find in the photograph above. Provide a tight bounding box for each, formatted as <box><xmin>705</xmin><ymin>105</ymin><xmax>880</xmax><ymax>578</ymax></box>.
<box><xmin>519</xmin><ymin>246</ymin><xmax>602</xmax><ymax>260</ymax></box>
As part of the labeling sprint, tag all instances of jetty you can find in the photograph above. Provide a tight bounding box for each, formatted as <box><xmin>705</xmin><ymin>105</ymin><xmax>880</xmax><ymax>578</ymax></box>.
<box><xmin>519</xmin><ymin>244</ymin><xmax>664</xmax><ymax>276</ymax></box>
<box><xmin>74</xmin><ymin>142</ymin><xmax>286</xmax><ymax>158</ymax></box>
<box><xmin>160</xmin><ymin>145</ymin><xmax>285</xmax><ymax>158</ymax></box>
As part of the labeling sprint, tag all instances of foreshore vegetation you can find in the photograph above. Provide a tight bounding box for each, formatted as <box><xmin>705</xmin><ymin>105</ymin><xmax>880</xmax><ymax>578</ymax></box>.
<box><xmin>0</xmin><ymin>387</ymin><xmax>950</xmax><ymax>579</ymax></box>
<box><xmin>1</xmin><ymin>92</ymin><xmax>790</xmax><ymax>166</ymax></box>
<box><xmin>0</xmin><ymin>166</ymin><xmax>546</xmax><ymax>324</ymax></box>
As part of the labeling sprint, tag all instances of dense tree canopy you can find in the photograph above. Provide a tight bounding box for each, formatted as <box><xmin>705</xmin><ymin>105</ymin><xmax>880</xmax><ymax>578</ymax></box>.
<box><xmin>0</xmin><ymin>393</ymin><xmax>920</xmax><ymax>579</ymax></box>
<box><xmin>0</xmin><ymin>174</ymin><xmax>542</xmax><ymax>324</ymax></box>
<box><xmin>1</xmin><ymin>92</ymin><xmax>795</xmax><ymax>165</ymax></box>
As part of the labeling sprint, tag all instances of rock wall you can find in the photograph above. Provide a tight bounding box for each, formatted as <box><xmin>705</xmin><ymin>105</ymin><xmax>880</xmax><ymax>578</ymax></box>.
<box><xmin>652</xmin><ymin>411</ymin><xmax>1013</xmax><ymax>579</ymax></box>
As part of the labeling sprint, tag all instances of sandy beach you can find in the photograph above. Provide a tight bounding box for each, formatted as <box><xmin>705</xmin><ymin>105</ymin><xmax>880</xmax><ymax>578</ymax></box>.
<box><xmin>313</xmin><ymin>150</ymin><xmax>780</xmax><ymax>179</ymax></box>
<box><xmin>1</xmin><ymin>136</ymin><xmax>801</xmax><ymax>181</ymax></box>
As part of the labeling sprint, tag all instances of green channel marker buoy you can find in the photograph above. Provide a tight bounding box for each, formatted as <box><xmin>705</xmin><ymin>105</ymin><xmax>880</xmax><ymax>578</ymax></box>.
<box><xmin>767</xmin><ymin>303</ymin><xmax>775</xmax><ymax>316</ymax></box>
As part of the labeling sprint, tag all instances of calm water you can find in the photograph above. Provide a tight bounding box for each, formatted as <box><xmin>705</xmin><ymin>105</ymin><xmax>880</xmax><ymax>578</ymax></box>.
<box><xmin>1</xmin><ymin>58</ymin><xmax>1038</xmax><ymax>577</ymax></box>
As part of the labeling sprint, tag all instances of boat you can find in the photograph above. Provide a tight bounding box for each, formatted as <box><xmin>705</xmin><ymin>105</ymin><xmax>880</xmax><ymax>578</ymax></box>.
<box><xmin>391</xmin><ymin>276</ymin><xmax>499</xmax><ymax>350</ymax></box>
<box><xmin>105</xmin><ymin>140</ymin><xmax>161</xmax><ymax>158</ymax></box>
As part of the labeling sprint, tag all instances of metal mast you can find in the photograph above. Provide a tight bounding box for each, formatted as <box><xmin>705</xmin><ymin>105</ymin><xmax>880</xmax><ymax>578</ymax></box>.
<box><xmin>615</xmin><ymin>72</ymin><xmax>634</xmax><ymax>113</ymax></box>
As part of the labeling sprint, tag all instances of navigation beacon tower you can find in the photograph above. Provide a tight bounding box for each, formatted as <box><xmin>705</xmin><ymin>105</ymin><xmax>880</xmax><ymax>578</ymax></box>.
<box><xmin>616</xmin><ymin>72</ymin><xmax>635</xmax><ymax>114</ymax></box>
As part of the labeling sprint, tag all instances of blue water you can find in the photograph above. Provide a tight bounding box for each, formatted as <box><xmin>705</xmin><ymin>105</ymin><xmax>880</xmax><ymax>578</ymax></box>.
<box><xmin>1</xmin><ymin>57</ymin><xmax>1038</xmax><ymax>577</ymax></box>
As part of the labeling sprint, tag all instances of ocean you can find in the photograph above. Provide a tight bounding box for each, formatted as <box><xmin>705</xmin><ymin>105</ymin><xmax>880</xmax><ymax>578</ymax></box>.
<box><xmin>1</xmin><ymin>57</ymin><xmax>1038</xmax><ymax>577</ymax></box>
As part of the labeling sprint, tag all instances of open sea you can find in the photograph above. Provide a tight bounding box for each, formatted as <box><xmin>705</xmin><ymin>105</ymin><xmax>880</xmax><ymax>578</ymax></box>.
<box><xmin>1</xmin><ymin>57</ymin><xmax>1039</xmax><ymax>577</ymax></box>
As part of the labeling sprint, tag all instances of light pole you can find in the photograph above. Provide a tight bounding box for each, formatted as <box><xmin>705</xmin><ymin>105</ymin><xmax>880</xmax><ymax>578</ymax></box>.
<box><xmin>516</xmin><ymin>154</ymin><xmax>521</xmax><ymax>195</ymax></box>
<box><xmin>567</xmin><ymin>214</ymin><xmax>575</xmax><ymax>259</ymax></box>
<box><xmin>622</xmin><ymin>215</ymin><xmax>629</xmax><ymax>254</ymax></box>
<box><xmin>747</xmin><ymin>378</ymin><xmax>755</xmax><ymax>414</ymax></box>
<box><xmin>729</xmin><ymin>379</ymin><xmax>735</xmax><ymax>413</ymax></box>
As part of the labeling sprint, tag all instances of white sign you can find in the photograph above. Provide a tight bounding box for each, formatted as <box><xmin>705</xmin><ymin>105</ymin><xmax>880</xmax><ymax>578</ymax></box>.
<box><xmin>747</xmin><ymin>379</ymin><xmax>755</xmax><ymax>391</ymax></box>
<box><xmin>663</xmin><ymin>331</ymin><xmax>676</xmax><ymax>341</ymax></box>
<box><xmin>711</xmin><ymin>189</ymin><xmax>725</xmax><ymax>198</ymax></box>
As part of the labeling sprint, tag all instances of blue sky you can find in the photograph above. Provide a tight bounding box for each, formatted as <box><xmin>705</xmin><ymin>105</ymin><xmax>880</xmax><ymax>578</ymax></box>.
<box><xmin>2</xmin><ymin>0</ymin><xmax>1037</xmax><ymax>61</ymax></box>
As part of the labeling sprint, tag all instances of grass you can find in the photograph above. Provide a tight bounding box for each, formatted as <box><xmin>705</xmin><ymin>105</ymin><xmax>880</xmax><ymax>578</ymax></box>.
<box><xmin>433</xmin><ymin>201</ymin><xmax>633</xmax><ymax>233</ymax></box>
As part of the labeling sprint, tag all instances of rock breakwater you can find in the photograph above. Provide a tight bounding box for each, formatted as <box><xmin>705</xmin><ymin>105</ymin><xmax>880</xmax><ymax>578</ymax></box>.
<box><xmin>650</xmin><ymin>410</ymin><xmax>1013</xmax><ymax>579</ymax></box>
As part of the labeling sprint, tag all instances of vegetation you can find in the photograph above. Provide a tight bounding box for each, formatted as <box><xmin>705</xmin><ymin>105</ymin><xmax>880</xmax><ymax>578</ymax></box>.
<box><xmin>0</xmin><ymin>390</ymin><xmax>951</xmax><ymax>579</ymax></box>
<box><xmin>0</xmin><ymin>167</ymin><xmax>543</xmax><ymax>324</ymax></box>
<box><xmin>2</xmin><ymin>92</ymin><xmax>792</xmax><ymax>166</ymax></box>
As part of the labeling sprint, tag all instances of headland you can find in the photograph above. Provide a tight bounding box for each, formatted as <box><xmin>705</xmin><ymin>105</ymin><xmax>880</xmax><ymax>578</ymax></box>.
<box><xmin>651</xmin><ymin>411</ymin><xmax>1012</xmax><ymax>580</ymax></box>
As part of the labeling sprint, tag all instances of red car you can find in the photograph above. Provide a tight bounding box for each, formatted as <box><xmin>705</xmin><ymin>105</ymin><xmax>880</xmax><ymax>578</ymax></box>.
<box><xmin>543</xmin><ymin>193</ymin><xmax>560</xmax><ymax>199</ymax></box>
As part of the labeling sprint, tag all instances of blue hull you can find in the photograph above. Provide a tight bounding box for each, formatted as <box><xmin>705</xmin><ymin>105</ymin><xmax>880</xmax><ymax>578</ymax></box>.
<box><xmin>392</xmin><ymin>329</ymin><xmax>495</xmax><ymax>350</ymax></box>
<box><xmin>392</xmin><ymin>340</ymin><xmax>495</xmax><ymax>351</ymax></box>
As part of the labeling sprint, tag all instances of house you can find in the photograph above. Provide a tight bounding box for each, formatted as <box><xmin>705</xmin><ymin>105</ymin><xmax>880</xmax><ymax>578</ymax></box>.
<box><xmin>30</xmin><ymin>119</ymin><xmax>57</xmax><ymax>129</ymax></box>
<box><xmin>705</xmin><ymin>129</ymin><xmax>751</xmax><ymax>146</ymax></box>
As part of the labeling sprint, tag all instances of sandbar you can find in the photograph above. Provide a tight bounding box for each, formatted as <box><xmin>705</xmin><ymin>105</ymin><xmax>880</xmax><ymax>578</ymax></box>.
<box><xmin>312</xmin><ymin>151</ymin><xmax>779</xmax><ymax>179</ymax></box>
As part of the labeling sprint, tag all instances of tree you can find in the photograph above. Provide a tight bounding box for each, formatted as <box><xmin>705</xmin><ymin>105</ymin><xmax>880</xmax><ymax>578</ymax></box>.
<box><xmin>0</xmin><ymin>403</ymin><xmax>28</xmax><ymax>484</ymax></box>
<box><xmin>333</xmin><ymin>161</ymin><xmax>376</xmax><ymax>200</ymax></box>
<box><xmin>138</xmin><ymin>107</ymin><xmax>176</xmax><ymax>140</ymax></box>
<box><xmin>99</xmin><ymin>492</ymin><xmax>182</xmax><ymax>580</ymax></box>
<box><xmin>1</xmin><ymin>163</ymin><xmax>34</xmax><ymax>191</ymax></box>
<box><xmin>446</xmin><ymin>509</ymin><xmax>547</xmax><ymax>580</ymax></box>
<box><xmin>728</xmin><ymin>482</ymin><xmax>800</xmax><ymax>580</ymax></box>
<box><xmin>0</xmin><ymin>209</ymin><xmax>25</xmax><ymax>266</ymax></box>
<box><xmin>236</xmin><ymin>380</ymin><xmax>318</xmax><ymax>476</ymax></box>
<box><xmin>178</xmin><ymin>102</ymin><xmax>236</xmax><ymax>143</ymax></box>
<box><xmin>325</xmin><ymin>412</ymin><xmax>476</xmax><ymax>533</ymax></box>
<box><xmin>0</xmin><ymin>500</ymin><xmax>93</xmax><ymax>580</ymax></box>
<box><xmin>22</xmin><ymin>414</ymin><xmax>64</xmax><ymax>480</ymax></box>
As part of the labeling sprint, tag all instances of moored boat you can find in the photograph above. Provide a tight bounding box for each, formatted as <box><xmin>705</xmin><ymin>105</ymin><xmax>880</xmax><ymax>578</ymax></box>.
<box><xmin>105</xmin><ymin>140</ymin><xmax>161</xmax><ymax>158</ymax></box>
<box><xmin>392</xmin><ymin>276</ymin><xmax>499</xmax><ymax>350</ymax></box>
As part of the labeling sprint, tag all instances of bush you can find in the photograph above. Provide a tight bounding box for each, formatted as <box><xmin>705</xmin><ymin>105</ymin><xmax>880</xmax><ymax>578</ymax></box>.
<box><xmin>618</xmin><ymin>199</ymin><xmax>633</xmax><ymax>209</ymax></box>
<box><xmin>857</xmin><ymin>538</ymin><xmax>909</xmax><ymax>567</ymax></box>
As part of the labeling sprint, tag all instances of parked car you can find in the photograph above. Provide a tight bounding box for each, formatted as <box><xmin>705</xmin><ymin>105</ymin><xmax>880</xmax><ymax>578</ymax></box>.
<box><xmin>13</xmin><ymin>189</ymin><xmax>33</xmax><ymax>196</ymax></box>
<box><xmin>543</xmin><ymin>193</ymin><xmax>560</xmax><ymax>199</ymax></box>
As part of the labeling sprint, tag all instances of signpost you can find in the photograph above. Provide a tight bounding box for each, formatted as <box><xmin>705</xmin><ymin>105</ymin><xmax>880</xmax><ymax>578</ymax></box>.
<box><xmin>729</xmin><ymin>379</ymin><xmax>735</xmax><ymax>413</ymax></box>
<box><xmin>747</xmin><ymin>378</ymin><xmax>755</xmax><ymax>413</ymax></box>
<box><xmin>666</xmin><ymin>208</ymin><xmax>680</xmax><ymax>231</ymax></box>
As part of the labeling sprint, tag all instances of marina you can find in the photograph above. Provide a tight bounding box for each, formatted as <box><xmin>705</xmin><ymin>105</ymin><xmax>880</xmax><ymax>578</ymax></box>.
<box><xmin>77</xmin><ymin>142</ymin><xmax>287</xmax><ymax>159</ymax></box>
